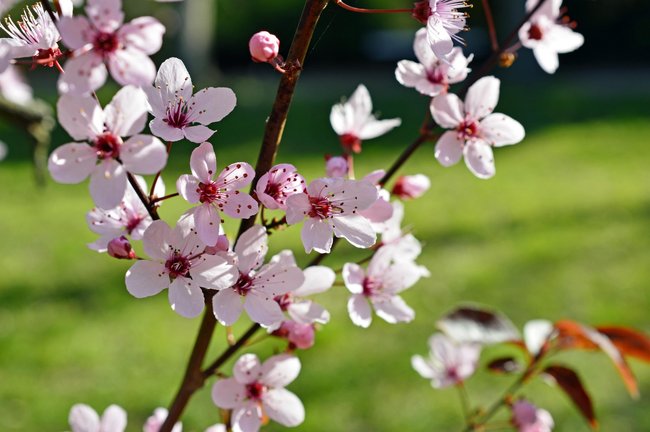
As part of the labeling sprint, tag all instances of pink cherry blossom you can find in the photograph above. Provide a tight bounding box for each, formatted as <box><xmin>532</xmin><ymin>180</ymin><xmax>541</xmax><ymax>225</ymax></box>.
<box><xmin>273</xmin><ymin>321</ymin><xmax>316</xmax><ymax>350</ymax></box>
<box><xmin>144</xmin><ymin>57</ymin><xmax>237</xmax><ymax>143</ymax></box>
<box><xmin>177</xmin><ymin>142</ymin><xmax>258</xmax><ymax>246</ymax></box>
<box><xmin>325</xmin><ymin>155</ymin><xmax>348</xmax><ymax>178</ymax></box>
<box><xmin>343</xmin><ymin>247</ymin><xmax>424</xmax><ymax>328</ymax></box>
<box><xmin>48</xmin><ymin>85</ymin><xmax>167</xmax><ymax>209</ymax></box>
<box><xmin>411</xmin><ymin>333</ymin><xmax>481</xmax><ymax>388</ymax></box>
<box><xmin>57</xmin><ymin>0</ymin><xmax>165</xmax><ymax>94</ymax></box>
<box><xmin>396</xmin><ymin>28</ymin><xmax>472</xmax><ymax>96</ymax></box>
<box><xmin>431</xmin><ymin>76</ymin><xmax>525</xmax><ymax>179</ymax></box>
<box><xmin>212</xmin><ymin>225</ymin><xmax>305</xmax><ymax>327</ymax></box>
<box><xmin>211</xmin><ymin>353</ymin><xmax>305</xmax><ymax>432</ymax></box>
<box><xmin>86</xmin><ymin>175</ymin><xmax>164</xmax><ymax>252</ymax></box>
<box><xmin>412</xmin><ymin>0</ymin><xmax>470</xmax><ymax>60</ymax></box>
<box><xmin>68</xmin><ymin>403</ymin><xmax>126</xmax><ymax>432</ymax></box>
<box><xmin>107</xmin><ymin>235</ymin><xmax>135</xmax><ymax>259</ymax></box>
<box><xmin>125</xmin><ymin>217</ymin><xmax>238</xmax><ymax>318</ymax></box>
<box><xmin>143</xmin><ymin>407</ymin><xmax>182</xmax><ymax>432</ymax></box>
<box><xmin>511</xmin><ymin>400</ymin><xmax>555</xmax><ymax>432</ymax></box>
<box><xmin>249</xmin><ymin>31</ymin><xmax>280</xmax><ymax>63</ymax></box>
<box><xmin>330</xmin><ymin>84</ymin><xmax>401</xmax><ymax>153</ymax></box>
<box><xmin>285</xmin><ymin>177</ymin><xmax>378</xmax><ymax>253</ymax></box>
<box><xmin>255</xmin><ymin>163</ymin><xmax>305</xmax><ymax>210</ymax></box>
<box><xmin>358</xmin><ymin>170</ymin><xmax>394</xmax><ymax>231</ymax></box>
<box><xmin>519</xmin><ymin>0</ymin><xmax>584</xmax><ymax>74</ymax></box>
<box><xmin>0</xmin><ymin>65</ymin><xmax>32</xmax><ymax>105</ymax></box>
<box><xmin>392</xmin><ymin>174</ymin><xmax>431</xmax><ymax>200</ymax></box>
<box><xmin>274</xmin><ymin>265</ymin><xmax>334</xmax><ymax>326</ymax></box>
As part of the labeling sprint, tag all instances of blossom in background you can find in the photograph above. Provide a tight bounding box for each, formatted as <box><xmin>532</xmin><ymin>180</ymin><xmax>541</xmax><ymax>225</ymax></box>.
<box><xmin>212</xmin><ymin>353</ymin><xmax>305</xmax><ymax>432</ymax></box>
<box><xmin>285</xmin><ymin>177</ymin><xmax>378</xmax><ymax>253</ymax></box>
<box><xmin>412</xmin><ymin>333</ymin><xmax>481</xmax><ymax>388</ymax></box>
<box><xmin>212</xmin><ymin>225</ymin><xmax>305</xmax><ymax>327</ymax></box>
<box><xmin>396</xmin><ymin>28</ymin><xmax>472</xmax><ymax>96</ymax></box>
<box><xmin>511</xmin><ymin>400</ymin><xmax>555</xmax><ymax>432</ymax></box>
<box><xmin>144</xmin><ymin>57</ymin><xmax>237</xmax><ymax>143</ymax></box>
<box><xmin>343</xmin><ymin>247</ymin><xmax>424</xmax><ymax>328</ymax></box>
<box><xmin>255</xmin><ymin>163</ymin><xmax>305</xmax><ymax>210</ymax></box>
<box><xmin>48</xmin><ymin>85</ymin><xmax>167</xmax><ymax>209</ymax></box>
<box><xmin>68</xmin><ymin>403</ymin><xmax>126</xmax><ymax>432</ymax></box>
<box><xmin>523</xmin><ymin>319</ymin><xmax>555</xmax><ymax>357</ymax></box>
<box><xmin>57</xmin><ymin>0</ymin><xmax>165</xmax><ymax>94</ymax></box>
<box><xmin>378</xmin><ymin>201</ymin><xmax>428</xmax><ymax>270</ymax></box>
<box><xmin>0</xmin><ymin>140</ymin><xmax>6</xmax><ymax>161</ymax></box>
<box><xmin>177</xmin><ymin>142</ymin><xmax>258</xmax><ymax>246</ymax></box>
<box><xmin>125</xmin><ymin>217</ymin><xmax>238</xmax><ymax>318</ymax></box>
<box><xmin>0</xmin><ymin>65</ymin><xmax>32</xmax><ymax>105</ymax></box>
<box><xmin>143</xmin><ymin>407</ymin><xmax>182</xmax><ymax>432</ymax></box>
<box><xmin>412</xmin><ymin>0</ymin><xmax>470</xmax><ymax>59</ymax></box>
<box><xmin>392</xmin><ymin>174</ymin><xmax>431</xmax><ymax>200</ymax></box>
<box><xmin>358</xmin><ymin>169</ymin><xmax>394</xmax><ymax>232</ymax></box>
<box><xmin>325</xmin><ymin>155</ymin><xmax>348</xmax><ymax>178</ymax></box>
<box><xmin>330</xmin><ymin>84</ymin><xmax>401</xmax><ymax>153</ymax></box>
<box><xmin>431</xmin><ymin>76</ymin><xmax>525</xmax><ymax>179</ymax></box>
<box><xmin>519</xmin><ymin>0</ymin><xmax>583</xmax><ymax>74</ymax></box>
<box><xmin>249</xmin><ymin>31</ymin><xmax>280</xmax><ymax>63</ymax></box>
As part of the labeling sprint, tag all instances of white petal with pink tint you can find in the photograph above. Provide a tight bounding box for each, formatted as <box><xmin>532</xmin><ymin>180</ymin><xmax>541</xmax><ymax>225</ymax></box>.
<box><xmin>465</xmin><ymin>76</ymin><xmax>499</xmax><ymax>119</ymax></box>
<box><xmin>58</xmin><ymin>52</ymin><xmax>107</xmax><ymax>95</ymax></box>
<box><xmin>121</xmin><ymin>134</ymin><xmax>167</xmax><ymax>174</ymax></box>
<box><xmin>260</xmin><ymin>354</ymin><xmax>301</xmax><ymax>387</ymax></box>
<box><xmin>464</xmin><ymin>140</ymin><xmax>495</xmax><ymax>179</ymax></box>
<box><xmin>294</xmin><ymin>266</ymin><xmax>335</xmax><ymax>296</ymax></box>
<box><xmin>125</xmin><ymin>260</ymin><xmax>168</xmax><ymax>298</ymax></box>
<box><xmin>117</xmin><ymin>16</ymin><xmax>165</xmax><ymax>55</ymax></box>
<box><xmin>358</xmin><ymin>118</ymin><xmax>402</xmax><ymax>140</ymax></box>
<box><xmin>431</xmin><ymin>93</ymin><xmax>463</xmax><ymax>129</ymax></box>
<box><xmin>218</xmin><ymin>162</ymin><xmax>256</xmax><ymax>191</ymax></box>
<box><xmin>342</xmin><ymin>263</ymin><xmax>365</xmax><ymax>294</ymax></box>
<box><xmin>221</xmin><ymin>191</ymin><xmax>258</xmax><ymax>219</ymax></box>
<box><xmin>108</xmin><ymin>47</ymin><xmax>156</xmax><ymax>87</ymax></box>
<box><xmin>427</xmin><ymin>17</ymin><xmax>454</xmax><ymax>59</ymax></box>
<box><xmin>189</xmin><ymin>87</ymin><xmax>237</xmax><ymax>124</ymax></box>
<box><xmin>48</xmin><ymin>143</ymin><xmax>97</xmax><ymax>183</ymax></box>
<box><xmin>177</xmin><ymin>174</ymin><xmax>201</xmax><ymax>203</ymax></box>
<box><xmin>57</xmin><ymin>94</ymin><xmax>104</xmax><ymax>140</ymax></box>
<box><xmin>104</xmin><ymin>86</ymin><xmax>148</xmax><ymax>137</ymax></box>
<box><xmin>524</xmin><ymin>319</ymin><xmax>554</xmax><ymax>356</ymax></box>
<box><xmin>99</xmin><ymin>405</ymin><xmax>127</xmax><ymax>432</ymax></box>
<box><xmin>480</xmin><ymin>113</ymin><xmax>525</xmax><ymax>147</ymax></box>
<box><xmin>234</xmin><ymin>353</ymin><xmax>262</xmax><ymax>384</ymax></box>
<box><xmin>69</xmin><ymin>404</ymin><xmax>100</xmax><ymax>432</ymax></box>
<box><xmin>263</xmin><ymin>389</ymin><xmax>304</xmax><ymax>427</ymax></box>
<box><xmin>153</xmin><ymin>57</ymin><xmax>193</xmax><ymax>105</ymax></box>
<box><xmin>332</xmin><ymin>214</ymin><xmax>376</xmax><ymax>249</ymax></box>
<box><xmin>212</xmin><ymin>289</ymin><xmax>244</xmax><ymax>326</ymax></box>
<box><xmin>168</xmin><ymin>277</ymin><xmax>204</xmax><ymax>318</ymax></box>
<box><xmin>373</xmin><ymin>295</ymin><xmax>415</xmax><ymax>324</ymax></box>
<box><xmin>86</xmin><ymin>0</ymin><xmax>124</xmax><ymax>33</ymax></box>
<box><xmin>244</xmin><ymin>292</ymin><xmax>285</xmax><ymax>327</ymax></box>
<box><xmin>192</xmin><ymin>205</ymin><xmax>222</xmax><ymax>247</ymax></box>
<box><xmin>191</xmin><ymin>142</ymin><xmax>217</xmax><ymax>182</ymax></box>
<box><xmin>211</xmin><ymin>378</ymin><xmax>246</xmax><ymax>409</ymax></box>
<box><xmin>150</xmin><ymin>117</ymin><xmax>185</xmax><ymax>142</ymax></box>
<box><xmin>235</xmin><ymin>225</ymin><xmax>268</xmax><ymax>274</ymax></box>
<box><xmin>142</xmin><ymin>220</ymin><xmax>172</xmax><ymax>260</ymax></box>
<box><xmin>232</xmin><ymin>402</ymin><xmax>261</xmax><ymax>432</ymax></box>
<box><xmin>288</xmin><ymin>301</ymin><xmax>330</xmax><ymax>325</ymax></box>
<box><xmin>90</xmin><ymin>159</ymin><xmax>127</xmax><ymax>209</ymax></box>
<box><xmin>285</xmin><ymin>193</ymin><xmax>310</xmax><ymax>224</ymax></box>
<box><xmin>191</xmin><ymin>254</ymin><xmax>238</xmax><ymax>290</ymax></box>
<box><xmin>58</xmin><ymin>16</ymin><xmax>94</xmax><ymax>50</ymax></box>
<box><xmin>435</xmin><ymin>131</ymin><xmax>463</xmax><ymax>166</ymax></box>
<box><xmin>301</xmin><ymin>218</ymin><xmax>334</xmax><ymax>253</ymax></box>
<box><xmin>183</xmin><ymin>125</ymin><xmax>215</xmax><ymax>143</ymax></box>
<box><xmin>348</xmin><ymin>294</ymin><xmax>372</xmax><ymax>328</ymax></box>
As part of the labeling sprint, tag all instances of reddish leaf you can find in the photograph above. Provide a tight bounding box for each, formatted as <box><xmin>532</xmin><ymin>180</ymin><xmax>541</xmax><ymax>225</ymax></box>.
<box><xmin>487</xmin><ymin>356</ymin><xmax>520</xmax><ymax>374</ymax></box>
<box><xmin>544</xmin><ymin>365</ymin><xmax>598</xmax><ymax>430</ymax></box>
<box><xmin>597</xmin><ymin>326</ymin><xmax>650</xmax><ymax>363</ymax></box>
<box><xmin>555</xmin><ymin>320</ymin><xmax>639</xmax><ymax>399</ymax></box>
<box><xmin>437</xmin><ymin>305</ymin><xmax>520</xmax><ymax>344</ymax></box>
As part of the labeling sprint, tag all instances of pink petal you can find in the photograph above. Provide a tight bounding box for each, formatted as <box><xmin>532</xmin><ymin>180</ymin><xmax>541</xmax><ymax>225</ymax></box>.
<box><xmin>413</xmin><ymin>28</ymin><xmax>438</xmax><ymax>68</ymax></box>
<box><xmin>216</xmin><ymin>162</ymin><xmax>255</xmax><ymax>191</ymax></box>
<box><xmin>372</xmin><ymin>295</ymin><xmax>415</xmax><ymax>324</ymax></box>
<box><xmin>360</xmin><ymin>192</ymin><xmax>393</xmax><ymax>224</ymax></box>
<box><xmin>58</xmin><ymin>16</ymin><xmax>94</xmax><ymax>50</ymax></box>
<box><xmin>252</xmin><ymin>252</ymin><xmax>305</xmax><ymax>297</ymax></box>
<box><xmin>233</xmin><ymin>353</ymin><xmax>262</xmax><ymax>384</ymax></box>
<box><xmin>48</xmin><ymin>143</ymin><xmax>97</xmax><ymax>183</ymax></box>
<box><xmin>100</xmin><ymin>405</ymin><xmax>127</xmax><ymax>432</ymax></box>
<box><xmin>108</xmin><ymin>48</ymin><xmax>156</xmax><ymax>87</ymax></box>
<box><xmin>192</xmin><ymin>253</ymin><xmax>238</xmax><ymax>290</ymax></box>
<box><xmin>221</xmin><ymin>192</ymin><xmax>258</xmax><ymax>220</ymax></box>
<box><xmin>121</xmin><ymin>134</ymin><xmax>167</xmax><ymax>174</ymax></box>
<box><xmin>149</xmin><ymin>117</ymin><xmax>185</xmax><ymax>142</ymax></box>
<box><xmin>104</xmin><ymin>86</ymin><xmax>148</xmax><ymax>137</ymax></box>
<box><xmin>244</xmin><ymin>292</ymin><xmax>285</xmax><ymax>327</ymax></box>
<box><xmin>411</xmin><ymin>355</ymin><xmax>436</xmax><ymax>379</ymax></box>
<box><xmin>69</xmin><ymin>404</ymin><xmax>100</xmax><ymax>432</ymax></box>
<box><xmin>235</xmin><ymin>225</ymin><xmax>268</xmax><ymax>274</ymax></box>
<box><xmin>358</xmin><ymin>117</ymin><xmax>402</xmax><ymax>140</ymax></box>
<box><xmin>90</xmin><ymin>160</ymin><xmax>127</xmax><ymax>209</ymax></box>
<box><xmin>211</xmin><ymin>378</ymin><xmax>246</xmax><ymax>409</ymax></box>
<box><xmin>381</xmin><ymin>261</ymin><xmax>423</xmax><ymax>293</ymax></box>
<box><xmin>118</xmin><ymin>16</ymin><xmax>165</xmax><ymax>55</ymax></box>
<box><xmin>232</xmin><ymin>402</ymin><xmax>261</xmax><ymax>432</ymax></box>
<box><xmin>301</xmin><ymin>218</ymin><xmax>333</xmax><ymax>254</ymax></box>
<box><xmin>463</xmin><ymin>140</ymin><xmax>496</xmax><ymax>179</ymax></box>
<box><xmin>170</xmin><ymin>215</ymin><xmax>204</xmax><ymax>256</ymax></box>
<box><xmin>435</xmin><ymin>131</ymin><xmax>463</xmax><ymax>166</ymax></box>
<box><xmin>288</xmin><ymin>300</ymin><xmax>330</xmax><ymax>325</ymax></box>
<box><xmin>168</xmin><ymin>277</ymin><xmax>204</xmax><ymax>318</ymax></box>
<box><xmin>212</xmin><ymin>289</ymin><xmax>243</xmax><ymax>326</ymax></box>
<box><xmin>480</xmin><ymin>113</ymin><xmax>525</xmax><ymax>147</ymax></box>
<box><xmin>153</xmin><ymin>57</ymin><xmax>193</xmax><ymax>106</ymax></box>
<box><xmin>332</xmin><ymin>214</ymin><xmax>376</xmax><ymax>248</ymax></box>
<box><xmin>260</xmin><ymin>354</ymin><xmax>301</xmax><ymax>387</ymax></box>
<box><xmin>395</xmin><ymin>60</ymin><xmax>426</xmax><ymax>88</ymax></box>
<box><xmin>342</xmin><ymin>263</ymin><xmax>365</xmax><ymax>294</ymax></box>
<box><xmin>190</xmin><ymin>142</ymin><xmax>217</xmax><ymax>183</ymax></box>
<box><xmin>177</xmin><ymin>175</ymin><xmax>201</xmax><ymax>203</ymax></box>
<box><xmin>125</xmin><ymin>260</ymin><xmax>169</xmax><ymax>298</ymax></box>
<box><xmin>431</xmin><ymin>93</ymin><xmax>464</xmax><ymax>129</ymax></box>
<box><xmin>285</xmin><ymin>193</ymin><xmax>310</xmax><ymax>225</ymax></box>
<box><xmin>427</xmin><ymin>17</ymin><xmax>454</xmax><ymax>59</ymax></box>
<box><xmin>183</xmin><ymin>124</ymin><xmax>215</xmax><ymax>143</ymax></box>
<box><xmin>86</xmin><ymin>0</ymin><xmax>124</xmax><ymax>33</ymax></box>
<box><xmin>142</xmin><ymin>220</ymin><xmax>172</xmax><ymax>260</ymax></box>
<box><xmin>262</xmin><ymin>389</ymin><xmax>304</xmax><ymax>427</ymax></box>
<box><xmin>58</xmin><ymin>52</ymin><xmax>108</xmax><ymax>95</ymax></box>
<box><xmin>294</xmin><ymin>266</ymin><xmax>335</xmax><ymax>296</ymax></box>
<box><xmin>465</xmin><ymin>76</ymin><xmax>500</xmax><ymax>120</ymax></box>
<box><xmin>328</xmin><ymin>178</ymin><xmax>378</xmax><ymax>214</ymax></box>
<box><xmin>57</xmin><ymin>93</ymin><xmax>103</xmax><ymax>140</ymax></box>
<box><xmin>188</xmin><ymin>87</ymin><xmax>237</xmax><ymax>125</ymax></box>
<box><xmin>347</xmin><ymin>294</ymin><xmax>372</xmax><ymax>328</ymax></box>
<box><xmin>191</xmin><ymin>205</ymin><xmax>222</xmax><ymax>247</ymax></box>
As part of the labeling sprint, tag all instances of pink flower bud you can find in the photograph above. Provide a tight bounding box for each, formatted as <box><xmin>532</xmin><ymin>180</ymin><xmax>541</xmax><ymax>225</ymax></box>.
<box><xmin>273</xmin><ymin>321</ymin><xmax>315</xmax><ymax>350</ymax></box>
<box><xmin>107</xmin><ymin>236</ymin><xmax>136</xmax><ymax>260</ymax></box>
<box><xmin>511</xmin><ymin>400</ymin><xmax>554</xmax><ymax>432</ymax></box>
<box><xmin>249</xmin><ymin>31</ymin><xmax>280</xmax><ymax>63</ymax></box>
<box><xmin>325</xmin><ymin>156</ymin><xmax>348</xmax><ymax>178</ymax></box>
<box><xmin>392</xmin><ymin>174</ymin><xmax>430</xmax><ymax>199</ymax></box>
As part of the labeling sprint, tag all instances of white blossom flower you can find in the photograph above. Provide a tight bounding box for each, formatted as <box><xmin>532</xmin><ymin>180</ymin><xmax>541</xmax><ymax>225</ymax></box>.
<box><xmin>511</xmin><ymin>400</ymin><xmax>555</xmax><ymax>432</ymax></box>
<box><xmin>412</xmin><ymin>333</ymin><xmax>481</xmax><ymax>388</ymax></box>
<box><xmin>68</xmin><ymin>403</ymin><xmax>126</xmax><ymax>432</ymax></box>
<box><xmin>412</xmin><ymin>0</ymin><xmax>470</xmax><ymax>59</ymax></box>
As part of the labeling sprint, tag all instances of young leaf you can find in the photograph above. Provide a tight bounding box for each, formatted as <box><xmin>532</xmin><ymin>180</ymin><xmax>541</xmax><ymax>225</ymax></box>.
<box><xmin>544</xmin><ymin>365</ymin><xmax>598</xmax><ymax>430</ymax></box>
<box><xmin>597</xmin><ymin>326</ymin><xmax>650</xmax><ymax>363</ymax></box>
<box><xmin>437</xmin><ymin>305</ymin><xmax>520</xmax><ymax>345</ymax></box>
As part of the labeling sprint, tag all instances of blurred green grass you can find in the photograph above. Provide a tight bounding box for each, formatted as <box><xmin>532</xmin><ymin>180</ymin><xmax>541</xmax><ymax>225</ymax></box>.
<box><xmin>1</xmin><ymin>71</ymin><xmax>650</xmax><ymax>431</ymax></box>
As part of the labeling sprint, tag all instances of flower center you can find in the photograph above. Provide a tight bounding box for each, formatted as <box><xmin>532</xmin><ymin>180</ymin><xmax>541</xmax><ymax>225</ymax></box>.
<box><xmin>528</xmin><ymin>23</ymin><xmax>543</xmax><ymax>41</ymax></box>
<box><xmin>125</xmin><ymin>215</ymin><xmax>143</xmax><ymax>234</ymax></box>
<box><xmin>411</xmin><ymin>0</ymin><xmax>433</xmax><ymax>24</ymax></box>
<box><xmin>456</xmin><ymin>119</ymin><xmax>480</xmax><ymax>141</ymax></box>
<box><xmin>33</xmin><ymin>46</ymin><xmax>63</xmax><ymax>68</ymax></box>
<box><xmin>274</xmin><ymin>293</ymin><xmax>293</xmax><ymax>311</ymax></box>
<box><xmin>94</xmin><ymin>132</ymin><xmax>122</xmax><ymax>159</ymax></box>
<box><xmin>93</xmin><ymin>32</ymin><xmax>119</xmax><ymax>55</ymax></box>
<box><xmin>245</xmin><ymin>381</ymin><xmax>267</xmax><ymax>401</ymax></box>
<box><xmin>165</xmin><ymin>252</ymin><xmax>191</xmax><ymax>279</ymax></box>
<box><xmin>164</xmin><ymin>100</ymin><xmax>190</xmax><ymax>129</ymax></box>
<box><xmin>308</xmin><ymin>196</ymin><xmax>333</xmax><ymax>219</ymax></box>
<box><xmin>234</xmin><ymin>272</ymin><xmax>254</xmax><ymax>296</ymax></box>
<box><xmin>340</xmin><ymin>133</ymin><xmax>362</xmax><ymax>154</ymax></box>
<box><xmin>197</xmin><ymin>181</ymin><xmax>220</xmax><ymax>204</ymax></box>
<box><xmin>427</xmin><ymin>67</ymin><xmax>447</xmax><ymax>86</ymax></box>
<box><xmin>362</xmin><ymin>277</ymin><xmax>381</xmax><ymax>297</ymax></box>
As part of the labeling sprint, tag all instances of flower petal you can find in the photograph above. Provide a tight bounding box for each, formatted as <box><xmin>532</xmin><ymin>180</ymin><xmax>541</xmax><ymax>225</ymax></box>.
<box><xmin>233</xmin><ymin>353</ymin><xmax>262</xmax><ymax>384</ymax></box>
<box><xmin>118</xmin><ymin>16</ymin><xmax>165</xmax><ymax>55</ymax></box>
<box><xmin>58</xmin><ymin>16</ymin><xmax>94</xmax><ymax>50</ymax></box>
<box><xmin>48</xmin><ymin>143</ymin><xmax>97</xmax><ymax>183</ymax></box>
<box><xmin>86</xmin><ymin>0</ymin><xmax>124</xmax><ymax>32</ymax></box>
<box><xmin>301</xmin><ymin>218</ymin><xmax>333</xmax><ymax>254</ymax></box>
<box><xmin>427</xmin><ymin>17</ymin><xmax>454</xmax><ymax>59</ymax></box>
<box><xmin>211</xmin><ymin>378</ymin><xmax>246</xmax><ymax>409</ymax></box>
<box><xmin>216</xmin><ymin>161</ymin><xmax>256</xmax><ymax>191</ymax></box>
<box><xmin>220</xmin><ymin>192</ymin><xmax>259</xmax><ymax>220</ymax></box>
<box><xmin>100</xmin><ymin>405</ymin><xmax>127</xmax><ymax>432</ymax></box>
<box><xmin>108</xmin><ymin>48</ymin><xmax>156</xmax><ymax>87</ymax></box>
<box><xmin>121</xmin><ymin>134</ymin><xmax>167</xmax><ymax>174</ymax></box>
<box><xmin>57</xmin><ymin>93</ymin><xmax>104</xmax><ymax>140</ymax></box>
<box><xmin>260</xmin><ymin>354</ymin><xmax>301</xmax><ymax>387</ymax></box>
<box><xmin>231</xmin><ymin>402</ymin><xmax>261</xmax><ymax>432</ymax></box>
<box><xmin>191</xmin><ymin>205</ymin><xmax>222</xmax><ymax>247</ymax></box>
<box><xmin>149</xmin><ymin>117</ymin><xmax>185</xmax><ymax>142</ymax></box>
<box><xmin>142</xmin><ymin>220</ymin><xmax>172</xmax><ymax>260</ymax></box>
<box><xmin>480</xmin><ymin>113</ymin><xmax>525</xmax><ymax>147</ymax></box>
<box><xmin>152</xmin><ymin>57</ymin><xmax>193</xmax><ymax>107</ymax></box>
<box><xmin>285</xmin><ymin>193</ymin><xmax>310</xmax><ymax>225</ymax></box>
<box><xmin>342</xmin><ymin>263</ymin><xmax>365</xmax><ymax>294</ymax></box>
<box><xmin>177</xmin><ymin>175</ymin><xmax>201</xmax><ymax>204</ymax></box>
<box><xmin>431</xmin><ymin>93</ymin><xmax>464</xmax><ymax>129</ymax></box>
<box><xmin>463</xmin><ymin>140</ymin><xmax>496</xmax><ymax>179</ymax></box>
<box><xmin>465</xmin><ymin>76</ymin><xmax>500</xmax><ymax>120</ymax></box>
<box><xmin>188</xmin><ymin>87</ymin><xmax>237</xmax><ymax>125</ymax></box>
<box><xmin>89</xmin><ymin>160</ymin><xmax>127</xmax><ymax>209</ymax></box>
<box><xmin>372</xmin><ymin>295</ymin><xmax>415</xmax><ymax>324</ymax></box>
<box><xmin>347</xmin><ymin>294</ymin><xmax>372</xmax><ymax>328</ymax></box>
<box><xmin>263</xmin><ymin>389</ymin><xmax>305</xmax><ymax>427</ymax></box>
<box><xmin>244</xmin><ymin>292</ymin><xmax>285</xmax><ymax>327</ymax></box>
<box><xmin>435</xmin><ymin>131</ymin><xmax>463</xmax><ymax>167</ymax></box>
<box><xmin>332</xmin><ymin>214</ymin><xmax>377</xmax><ymax>249</ymax></box>
<box><xmin>190</xmin><ymin>142</ymin><xmax>217</xmax><ymax>182</ymax></box>
<box><xmin>293</xmin><ymin>266</ymin><xmax>336</xmax><ymax>296</ymax></box>
<box><xmin>104</xmin><ymin>85</ymin><xmax>148</xmax><ymax>137</ymax></box>
<box><xmin>69</xmin><ymin>404</ymin><xmax>100</xmax><ymax>432</ymax></box>
<box><xmin>235</xmin><ymin>225</ymin><xmax>268</xmax><ymax>274</ymax></box>
<box><xmin>58</xmin><ymin>52</ymin><xmax>108</xmax><ymax>95</ymax></box>
<box><xmin>168</xmin><ymin>277</ymin><xmax>204</xmax><ymax>318</ymax></box>
<box><xmin>125</xmin><ymin>260</ymin><xmax>168</xmax><ymax>298</ymax></box>
<box><xmin>192</xmin><ymin>254</ymin><xmax>238</xmax><ymax>290</ymax></box>
<box><xmin>212</xmin><ymin>289</ymin><xmax>243</xmax><ymax>326</ymax></box>
<box><xmin>183</xmin><ymin>124</ymin><xmax>215</xmax><ymax>143</ymax></box>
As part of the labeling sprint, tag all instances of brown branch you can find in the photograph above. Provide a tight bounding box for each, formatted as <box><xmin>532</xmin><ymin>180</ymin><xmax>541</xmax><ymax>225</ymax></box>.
<box><xmin>481</xmin><ymin>0</ymin><xmax>499</xmax><ymax>52</ymax></box>
<box><xmin>202</xmin><ymin>324</ymin><xmax>262</xmax><ymax>379</ymax></box>
<box><xmin>126</xmin><ymin>172</ymin><xmax>159</xmax><ymax>220</ymax></box>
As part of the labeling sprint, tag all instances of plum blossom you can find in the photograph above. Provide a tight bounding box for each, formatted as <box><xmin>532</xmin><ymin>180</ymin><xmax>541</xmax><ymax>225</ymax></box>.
<box><xmin>396</xmin><ymin>28</ymin><xmax>472</xmax><ymax>96</ymax></box>
<box><xmin>255</xmin><ymin>163</ymin><xmax>305</xmax><ymax>210</ymax></box>
<box><xmin>330</xmin><ymin>84</ymin><xmax>401</xmax><ymax>153</ymax></box>
<box><xmin>57</xmin><ymin>0</ymin><xmax>165</xmax><ymax>94</ymax></box>
<box><xmin>48</xmin><ymin>85</ymin><xmax>167</xmax><ymax>209</ymax></box>
<box><xmin>358</xmin><ymin>169</ymin><xmax>394</xmax><ymax>231</ymax></box>
<box><xmin>145</xmin><ymin>57</ymin><xmax>237</xmax><ymax>143</ymax></box>
<box><xmin>392</xmin><ymin>174</ymin><xmax>431</xmax><ymax>200</ymax></box>
<box><xmin>431</xmin><ymin>76</ymin><xmax>525</xmax><ymax>179</ymax></box>
<box><xmin>0</xmin><ymin>65</ymin><xmax>32</xmax><ymax>105</ymax></box>
<box><xmin>511</xmin><ymin>400</ymin><xmax>555</xmax><ymax>432</ymax></box>
<box><xmin>177</xmin><ymin>142</ymin><xmax>258</xmax><ymax>246</ymax></box>
<box><xmin>125</xmin><ymin>217</ymin><xmax>238</xmax><ymax>318</ymax></box>
<box><xmin>249</xmin><ymin>31</ymin><xmax>280</xmax><ymax>63</ymax></box>
<box><xmin>519</xmin><ymin>0</ymin><xmax>584</xmax><ymax>74</ymax></box>
<box><xmin>86</xmin><ymin>175</ymin><xmax>164</xmax><ymax>252</ymax></box>
<box><xmin>343</xmin><ymin>247</ymin><xmax>423</xmax><ymax>328</ymax></box>
<box><xmin>274</xmin><ymin>265</ymin><xmax>334</xmax><ymax>326</ymax></box>
<box><xmin>325</xmin><ymin>155</ymin><xmax>348</xmax><ymax>178</ymax></box>
<box><xmin>68</xmin><ymin>403</ymin><xmax>126</xmax><ymax>432</ymax></box>
<box><xmin>212</xmin><ymin>225</ymin><xmax>305</xmax><ymax>327</ymax></box>
<box><xmin>412</xmin><ymin>0</ymin><xmax>470</xmax><ymax>59</ymax></box>
<box><xmin>143</xmin><ymin>407</ymin><xmax>182</xmax><ymax>432</ymax></box>
<box><xmin>285</xmin><ymin>177</ymin><xmax>378</xmax><ymax>254</ymax></box>
<box><xmin>412</xmin><ymin>333</ymin><xmax>481</xmax><ymax>388</ymax></box>
<box><xmin>211</xmin><ymin>353</ymin><xmax>305</xmax><ymax>432</ymax></box>
<box><xmin>107</xmin><ymin>236</ymin><xmax>135</xmax><ymax>259</ymax></box>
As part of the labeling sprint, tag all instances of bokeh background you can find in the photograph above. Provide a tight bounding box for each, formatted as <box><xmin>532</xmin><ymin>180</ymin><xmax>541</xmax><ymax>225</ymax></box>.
<box><xmin>1</xmin><ymin>0</ymin><xmax>650</xmax><ymax>430</ymax></box>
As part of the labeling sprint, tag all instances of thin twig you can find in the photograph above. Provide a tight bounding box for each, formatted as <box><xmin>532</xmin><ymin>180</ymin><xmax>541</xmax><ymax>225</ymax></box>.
<box><xmin>334</xmin><ymin>0</ymin><xmax>412</xmax><ymax>14</ymax></box>
<box><xmin>481</xmin><ymin>0</ymin><xmax>499</xmax><ymax>52</ymax></box>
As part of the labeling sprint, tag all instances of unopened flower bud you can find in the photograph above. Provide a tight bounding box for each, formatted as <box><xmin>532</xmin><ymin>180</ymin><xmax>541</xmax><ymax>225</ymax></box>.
<box><xmin>276</xmin><ymin>321</ymin><xmax>315</xmax><ymax>350</ymax></box>
<box><xmin>325</xmin><ymin>156</ymin><xmax>348</xmax><ymax>178</ymax></box>
<box><xmin>107</xmin><ymin>236</ymin><xmax>136</xmax><ymax>260</ymax></box>
<box><xmin>249</xmin><ymin>31</ymin><xmax>280</xmax><ymax>63</ymax></box>
<box><xmin>392</xmin><ymin>174</ymin><xmax>430</xmax><ymax>199</ymax></box>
